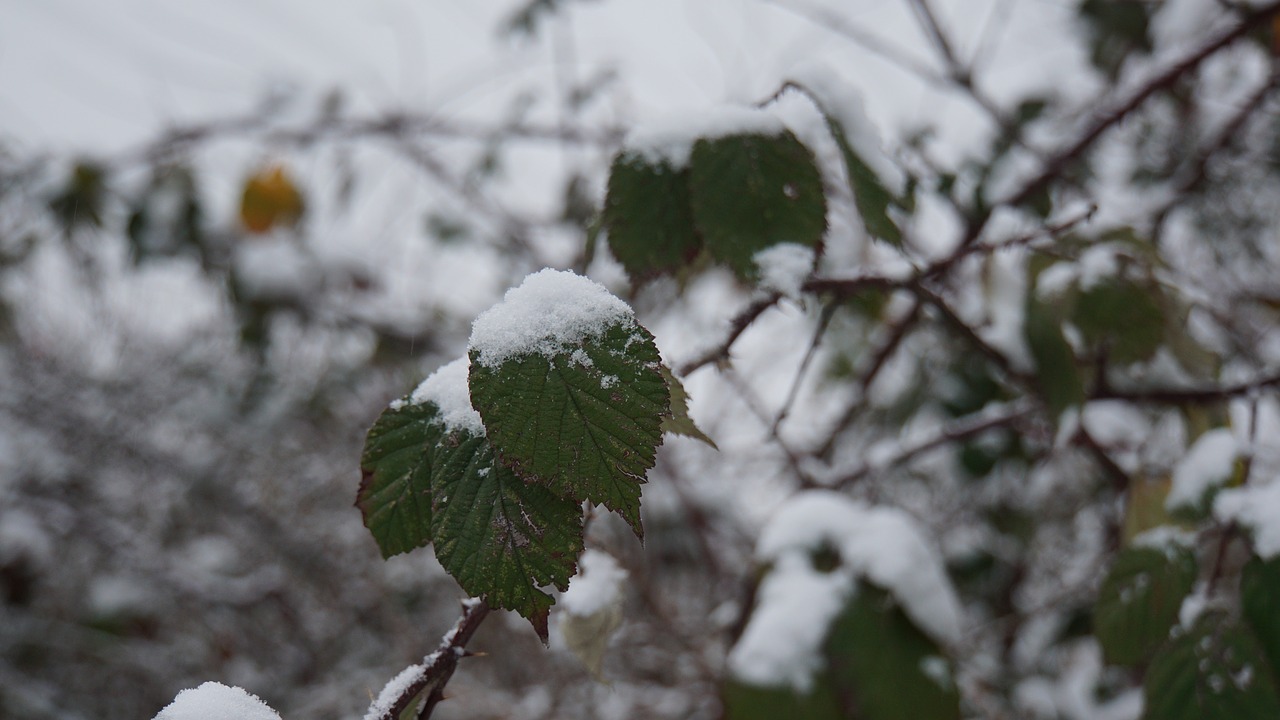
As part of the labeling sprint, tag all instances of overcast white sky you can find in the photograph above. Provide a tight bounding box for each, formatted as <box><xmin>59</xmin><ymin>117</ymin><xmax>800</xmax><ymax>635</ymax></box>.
<box><xmin>0</xmin><ymin>0</ymin><xmax>1089</xmax><ymax>159</ymax></box>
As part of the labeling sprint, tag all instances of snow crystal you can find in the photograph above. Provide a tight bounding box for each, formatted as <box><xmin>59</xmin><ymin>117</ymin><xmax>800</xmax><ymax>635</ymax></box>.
<box><xmin>468</xmin><ymin>269</ymin><xmax>634</xmax><ymax>368</ymax></box>
<box><xmin>1166</xmin><ymin>428</ymin><xmax>1239</xmax><ymax>510</ymax></box>
<box><xmin>153</xmin><ymin>682</ymin><xmax>281</xmax><ymax>720</ymax></box>
<box><xmin>561</xmin><ymin>549</ymin><xmax>628</xmax><ymax>616</ymax></box>
<box><xmin>362</xmin><ymin>662</ymin><xmax>426</xmax><ymax>720</ymax></box>
<box><xmin>624</xmin><ymin>106</ymin><xmax>787</xmax><ymax>167</ymax></box>
<box><xmin>730</xmin><ymin>491</ymin><xmax>963</xmax><ymax>691</ymax></box>
<box><xmin>406</xmin><ymin>357</ymin><xmax>484</xmax><ymax>435</ymax></box>
<box><xmin>752</xmin><ymin>243</ymin><xmax>814</xmax><ymax>299</ymax></box>
<box><xmin>1215</xmin><ymin>481</ymin><xmax>1280</xmax><ymax>558</ymax></box>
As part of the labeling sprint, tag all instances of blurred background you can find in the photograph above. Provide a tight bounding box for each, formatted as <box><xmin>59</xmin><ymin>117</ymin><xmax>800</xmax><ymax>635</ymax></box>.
<box><xmin>4</xmin><ymin>1</ymin><xmax>1279</xmax><ymax>719</ymax></box>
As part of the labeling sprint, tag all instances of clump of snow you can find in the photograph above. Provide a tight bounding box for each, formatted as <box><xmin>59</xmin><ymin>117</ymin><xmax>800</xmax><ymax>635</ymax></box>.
<box><xmin>788</xmin><ymin>64</ymin><xmax>906</xmax><ymax>195</ymax></box>
<box><xmin>468</xmin><ymin>269</ymin><xmax>634</xmax><ymax>368</ymax></box>
<box><xmin>153</xmin><ymin>682</ymin><xmax>281</xmax><ymax>720</ymax></box>
<box><xmin>402</xmin><ymin>357</ymin><xmax>484</xmax><ymax>436</ymax></box>
<box><xmin>753</xmin><ymin>243</ymin><xmax>814</xmax><ymax>298</ymax></box>
<box><xmin>624</xmin><ymin>106</ymin><xmax>787</xmax><ymax>167</ymax></box>
<box><xmin>729</xmin><ymin>491</ymin><xmax>962</xmax><ymax>692</ymax></box>
<box><xmin>1131</xmin><ymin>526</ymin><xmax>1197</xmax><ymax>550</ymax></box>
<box><xmin>561</xmin><ymin>549</ymin><xmax>628</xmax><ymax>616</ymax></box>
<box><xmin>1215</xmin><ymin>481</ymin><xmax>1280</xmax><ymax>558</ymax></box>
<box><xmin>363</xmin><ymin>662</ymin><xmax>427</xmax><ymax>720</ymax></box>
<box><xmin>1166</xmin><ymin>428</ymin><xmax>1239</xmax><ymax>510</ymax></box>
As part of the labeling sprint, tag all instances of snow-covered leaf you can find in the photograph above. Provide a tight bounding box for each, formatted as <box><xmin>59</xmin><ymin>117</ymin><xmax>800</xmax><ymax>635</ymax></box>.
<box><xmin>659</xmin><ymin>365</ymin><xmax>716</xmax><ymax>449</ymax></box>
<box><xmin>1094</xmin><ymin>545</ymin><xmax>1197</xmax><ymax>667</ymax></box>
<box><xmin>1142</xmin><ymin>611</ymin><xmax>1280</xmax><ymax>720</ymax></box>
<box><xmin>688</xmin><ymin>131</ymin><xmax>826</xmax><ymax>279</ymax></box>
<box><xmin>469</xmin><ymin>320</ymin><xmax>666</xmax><ymax>536</ymax></box>
<box><xmin>357</xmin><ymin>399</ymin><xmax>443</xmax><ymax>558</ymax></box>
<box><xmin>603</xmin><ymin>153</ymin><xmax>701</xmax><ymax>281</ymax></box>
<box><xmin>823</xmin><ymin>582</ymin><xmax>961</xmax><ymax>720</ymax></box>
<box><xmin>431</xmin><ymin>429</ymin><xmax>583</xmax><ymax>642</ymax></box>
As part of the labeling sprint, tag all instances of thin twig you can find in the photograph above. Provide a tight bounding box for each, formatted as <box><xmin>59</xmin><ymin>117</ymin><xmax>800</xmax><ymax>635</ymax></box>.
<box><xmin>771</xmin><ymin>303</ymin><xmax>838</xmax><ymax>435</ymax></box>
<box><xmin>828</xmin><ymin>402</ymin><xmax>1033</xmax><ymax>489</ymax></box>
<box><xmin>675</xmin><ymin>293</ymin><xmax>781</xmax><ymax>376</ymax></box>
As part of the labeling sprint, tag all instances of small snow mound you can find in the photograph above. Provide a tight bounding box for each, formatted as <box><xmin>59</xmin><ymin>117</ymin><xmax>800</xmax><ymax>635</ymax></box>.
<box><xmin>405</xmin><ymin>357</ymin><xmax>484</xmax><ymax>435</ymax></box>
<box><xmin>561</xmin><ymin>549</ymin><xmax>628</xmax><ymax>616</ymax></box>
<box><xmin>153</xmin><ymin>682</ymin><xmax>281</xmax><ymax>720</ymax></box>
<box><xmin>753</xmin><ymin>243</ymin><xmax>814</xmax><ymax>298</ymax></box>
<box><xmin>1215</xmin><ymin>481</ymin><xmax>1280</xmax><ymax>559</ymax></box>
<box><xmin>468</xmin><ymin>269</ymin><xmax>633</xmax><ymax>368</ymax></box>
<box><xmin>1166</xmin><ymin>428</ymin><xmax>1238</xmax><ymax>510</ymax></box>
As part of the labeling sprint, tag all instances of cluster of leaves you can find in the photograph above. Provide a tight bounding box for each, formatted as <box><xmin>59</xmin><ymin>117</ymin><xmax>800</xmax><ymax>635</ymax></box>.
<box><xmin>602</xmin><ymin>80</ymin><xmax>907</xmax><ymax>285</ymax></box>
<box><xmin>357</xmin><ymin>273</ymin><xmax>721</xmax><ymax>640</ymax></box>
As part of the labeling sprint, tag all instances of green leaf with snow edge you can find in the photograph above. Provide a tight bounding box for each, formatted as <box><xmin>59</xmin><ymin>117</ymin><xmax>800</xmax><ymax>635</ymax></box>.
<box><xmin>430</xmin><ymin>429</ymin><xmax>583</xmax><ymax>642</ymax></box>
<box><xmin>659</xmin><ymin>365</ymin><xmax>716</xmax><ymax>449</ymax></box>
<box><xmin>357</xmin><ymin>399</ymin><xmax>444</xmax><ymax>558</ymax></box>
<box><xmin>1242</xmin><ymin>556</ymin><xmax>1280</xmax><ymax>691</ymax></box>
<box><xmin>823</xmin><ymin>582</ymin><xmax>961</xmax><ymax>720</ymax></box>
<box><xmin>468</xmin><ymin>320</ymin><xmax>668</xmax><ymax>538</ymax></box>
<box><xmin>1094</xmin><ymin>545</ymin><xmax>1197</xmax><ymax>667</ymax></box>
<box><xmin>1142</xmin><ymin>611</ymin><xmax>1280</xmax><ymax>720</ymax></box>
<box><xmin>603</xmin><ymin>153</ymin><xmax>702</xmax><ymax>282</ymax></box>
<box><xmin>688</xmin><ymin>131</ymin><xmax>827</xmax><ymax>279</ymax></box>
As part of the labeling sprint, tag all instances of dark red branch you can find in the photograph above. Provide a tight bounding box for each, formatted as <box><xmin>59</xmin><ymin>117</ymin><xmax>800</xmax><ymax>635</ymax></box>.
<box><xmin>368</xmin><ymin>598</ymin><xmax>490</xmax><ymax>720</ymax></box>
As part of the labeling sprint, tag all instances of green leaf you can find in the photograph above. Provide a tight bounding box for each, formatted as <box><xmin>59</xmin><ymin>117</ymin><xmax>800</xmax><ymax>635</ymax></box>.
<box><xmin>722</xmin><ymin>677</ymin><xmax>843</xmax><ymax>720</ymax></box>
<box><xmin>688</xmin><ymin>131</ymin><xmax>827</xmax><ymax>278</ymax></box>
<box><xmin>357</xmin><ymin>400</ymin><xmax>444</xmax><ymax>558</ymax></box>
<box><xmin>468</xmin><ymin>321</ymin><xmax>668</xmax><ymax>537</ymax></box>
<box><xmin>603</xmin><ymin>153</ymin><xmax>702</xmax><ymax>281</ymax></box>
<box><xmin>832</xmin><ymin>127</ymin><xmax>902</xmax><ymax>245</ymax></box>
<box><xmin>1024</xmin><ymin>297</ymin><xmax>1084</xmax><ymax>418</ymax></box>
<box><xmin>823</xmin><ymin>582</ymin><xmax>962</xmax><ymax>720</ymax></box>
<box><xmin>659</xmin><ymin>365</ymin><xmax>717</xmax><ymax>449</ymax></box>
<box><xmin>1072</xmin><ymin>278</ymin><xmax>1165</xmax><ymax>365</ymax></box>
<box><xmin>794</xmin><ymin>82</ymin><xmax>905</xmax><ymax>245</ymax></box>
<box><xmin>1242</xmin><ymin>556</ymin><xmax>1280</xmax><ymax>688</ymax></box>
<box><xmin>430</xmin><ymin>429</ymin><xmax>583</xmax><ymax>642</ymax></box>
<box><xmin>1143</xmin><ymin>612</ymin><xmax>1280</xmax><ymax>720</ymax></box>
<box><xmin>1094</xmin><ymin>545</ymin><xmax>1197</xmax><ymax>667</ymax></box>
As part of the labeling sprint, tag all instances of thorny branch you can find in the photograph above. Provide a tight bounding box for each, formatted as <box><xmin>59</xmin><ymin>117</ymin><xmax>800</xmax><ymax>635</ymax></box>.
<box><xmin>367</xmin><ymin>598</ymin><xmax>490</xmax><ymax>720</ymax></box>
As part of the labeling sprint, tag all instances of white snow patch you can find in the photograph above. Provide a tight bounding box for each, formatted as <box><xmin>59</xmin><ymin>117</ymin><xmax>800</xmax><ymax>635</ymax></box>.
<box><xmin>362</xmin><ymin>662</ymin><xmax>427</xmax><ymax>720</ymax></box>
<box><xmin>1215</xmin><ymin>480</ymin><xmax>1280</xmax><ymax>558</ymax></box>
<box><xmin>624</xmin><ymin>106</ymin><xmax>786</xmax><ymax>167</ymax></box>
<box><xmin>1166</xmin><ymin>428</ymin><xmax>1239</xmax><ymax>510</ymax></box>
<box><xmin>729</xmin><ymin>491</ymin><xmax>962</xmax><ymax>691</ymax></box>
<box><xmin>561</xmin><ymin>549</ymin><xmax>628</xmax><ymax>617</ymax></box>
<box><xmin>1131</xmin><ymin>526</ymin><xmax>1197</xmax><ymax>550</ymax></box>
<box><xmin>728</xmin><ymin>551</ymin><xmax>851</xmax><ymax>692</ymax></box>
<box><xmin>405</xmin><ymin>357</ymin><xmax>484</xmax><ymax>435</ymax></box>
<box><xmin>753</xmin><ymin>243</ymin><xmax>814</xmax><ymax>298</ymax></box>
<box><xmin>468</xmin><ymin>269</ymin><xmax>633</xmax><ymax>368</ymax></box>
<box><xmin>153</xmin><ymin>682</ymin><xmax>281</xmax><ymax>720</ymax></box>
<box><xmin>788</xmin><ymin>64</ymin><xmax>906</xmax><ymax>195</ymax></box>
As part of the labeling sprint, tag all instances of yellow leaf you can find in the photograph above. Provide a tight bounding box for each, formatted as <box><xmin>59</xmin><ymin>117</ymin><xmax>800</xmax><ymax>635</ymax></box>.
<box><xmin>240</xmin><ymin>164</ymin><xmax>304</xmax><ymax>233</ymax></box>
